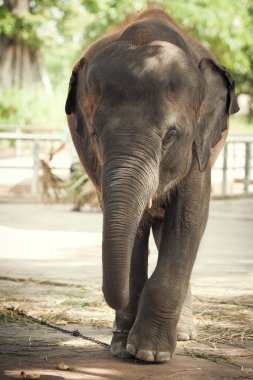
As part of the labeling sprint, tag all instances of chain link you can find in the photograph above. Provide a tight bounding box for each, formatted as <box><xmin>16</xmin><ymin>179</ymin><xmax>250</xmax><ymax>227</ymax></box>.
<box><xmin>6</xmin><ymin>307</ymin><xmax>110</xmax><ymax>349</ymax></box>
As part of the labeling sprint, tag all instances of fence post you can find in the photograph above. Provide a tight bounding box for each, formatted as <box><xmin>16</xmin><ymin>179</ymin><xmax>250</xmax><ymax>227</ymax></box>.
<box><xmin>222</xmin><ymin>143</ymin><xmax>228</xmax><ymax>194</ymax></box>
<box><xmin>32</xmin><ymin>139</ymin><xmax>40</xmax><ymax>196</ymax></box>
<box><xmin>15</xmin><ymin>125</ymin><xmax>21</xmax><ymax>156</ymax></box>
<box><xmin>244</xmin><ymin>142</ymin><xmax>251</xmax><ymax>193</ymax></box>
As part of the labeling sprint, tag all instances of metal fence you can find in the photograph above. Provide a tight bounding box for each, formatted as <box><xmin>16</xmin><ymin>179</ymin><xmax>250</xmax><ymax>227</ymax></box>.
<box><xmin>212</xmin><ymin>135</ymin><xmax>253</xmax><ymax>195</ymax></box>
<box><xmin>0</xmin><ymin>132</ymin><xmax>63</xmax><ymax>195</ymax></box>
<box><xmin>0</xmin><ymin>130</ymin><xmax>253</xmax><ymax>197</ymax></box>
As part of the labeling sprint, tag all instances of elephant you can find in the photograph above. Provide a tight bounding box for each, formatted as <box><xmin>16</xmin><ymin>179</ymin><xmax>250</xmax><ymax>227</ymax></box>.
<box><xmin>65</xmin><ymin>7</ymin><xmax>239</xmax><ymax>363</ymax></box>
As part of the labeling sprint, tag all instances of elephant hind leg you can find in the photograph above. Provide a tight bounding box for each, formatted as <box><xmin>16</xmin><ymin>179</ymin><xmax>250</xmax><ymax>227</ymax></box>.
<box><xmin>110</xmin><ymin>331</ymin><xmax>131</xmax><ymax>358</ymax></box>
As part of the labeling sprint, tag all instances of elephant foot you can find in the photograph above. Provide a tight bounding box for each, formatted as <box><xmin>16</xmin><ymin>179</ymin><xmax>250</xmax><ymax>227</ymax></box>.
<box><xmin>126</xmin><ymin>316</ymin><xmax>176</xmax><ymax>363</ymax></box>
<box><xmin>111</xmin><ymin>310</ymin><xmax>136</xmax><ymax>359</ymax></box>
<box><xmin>110</xmin><ymin>331</ymin><xmax>133</xmax><ymax>359</ymax></box>
<box><xmin>176</xmin><ymin>304</ymin><xmax>197</xmax><ymax>341</ymax></box>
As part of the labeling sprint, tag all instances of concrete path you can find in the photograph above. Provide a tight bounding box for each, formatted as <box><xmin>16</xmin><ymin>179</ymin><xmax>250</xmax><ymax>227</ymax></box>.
<box><xmin>0</xmin><ymin>200</ymin><xmax>253</xmax><ymax>379</ymax></box>
<box><xmin>0</xmin><ymin>200</ymin><xmax>252</xmax><ymax>297</ymax></box>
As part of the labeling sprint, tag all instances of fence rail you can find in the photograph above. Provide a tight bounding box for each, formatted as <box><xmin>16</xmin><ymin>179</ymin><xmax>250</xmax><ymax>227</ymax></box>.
<box><xmin>213</xmin><ymin>135</ymin><xmax>253</xmax><ymax>195</ymax></box>
<box><xmin>0</xmin><ymin>131</ymin><xmax>253</xmax><ymax>197</ymax></box>
<box><xmin>0</xmin><ymin>132</ymin><xmax>63</xmax><ymax>195</ymax></box>
<box><xmin>0</xmin><ymin>125</ymin><xmax>62</xmax><ymax>132</ymax></box>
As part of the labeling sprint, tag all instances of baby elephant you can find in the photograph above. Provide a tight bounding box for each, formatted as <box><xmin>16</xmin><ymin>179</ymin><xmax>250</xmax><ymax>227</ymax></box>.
<box><xmin>65</xmin><ymin>8</ymin><xmax>239</xmax><ymax>362</ymax></box>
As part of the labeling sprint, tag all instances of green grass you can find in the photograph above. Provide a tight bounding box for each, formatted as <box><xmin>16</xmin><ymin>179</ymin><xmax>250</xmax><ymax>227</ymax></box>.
<box><xmin>61</xmin><ymin>298</ymin><xmax>104</xmax><ymax>308</ymax></box>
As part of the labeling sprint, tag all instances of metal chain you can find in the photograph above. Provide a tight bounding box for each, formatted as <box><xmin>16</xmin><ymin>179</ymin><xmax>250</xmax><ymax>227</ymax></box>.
<box><xmin>7</xmin><ymin>307</ymin><xmax>110</xmax><ymax>349</ymax></box>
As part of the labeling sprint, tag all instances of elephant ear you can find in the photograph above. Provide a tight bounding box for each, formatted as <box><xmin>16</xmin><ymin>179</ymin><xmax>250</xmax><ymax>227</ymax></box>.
<box><xmin>64</xmin><ymin>58</ymin><xmax>101</xmax><ymax>189</ymax></box>
<box><xmin>65</xmin><ymin>57</ymin><xmax>87</xmax><ymax>138</ymax></box>
<box><xmin>65</xmin><ymin>57</ymin><xmax>86</xmax><ymax>116</ymax></box>
<box><xmin>65</xmin><ymin>70</ymin><xmax>78</xmax><ymax>116</ymax></box>
<box><xmin>194</xmin><ymin>57</ymin><xmax>239</xmax><ymax>172</ymax></box>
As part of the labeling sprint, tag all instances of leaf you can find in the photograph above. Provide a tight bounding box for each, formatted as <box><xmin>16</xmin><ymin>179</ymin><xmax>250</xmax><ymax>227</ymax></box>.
<box><xmin>57</xmin><ymin>362</ymin><xmax>70</xmax><ymax>370</ymax></box>
<box><xmin>20</xmin><ymin>372</ymin><xmax>41</xmax><ymax>380</ymax></box>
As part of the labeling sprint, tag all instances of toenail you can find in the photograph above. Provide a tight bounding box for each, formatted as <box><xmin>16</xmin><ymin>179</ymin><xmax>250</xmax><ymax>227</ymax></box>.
<box><xmin>136</xmin><ymin>350</ymin><xmax>154</xmax><ymax>362</ymax></box>
<box><xmin>126</xmin><ymin>343</ymin><xmax>136</xmax><ymax>356</ymax></box>
<box><xmin>156</xmin><ymin>352</ymin><xmax>171</xmax><ymax>362</ymax></box>
<box><xmin>177</xmin><ymin>332</ymin><xmax>190</xmax><ymax>341</ymax></box>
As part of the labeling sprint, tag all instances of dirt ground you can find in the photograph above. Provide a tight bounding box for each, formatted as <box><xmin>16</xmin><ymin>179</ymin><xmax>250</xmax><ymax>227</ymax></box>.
<box><xmin>0</xmin><ymin>200</ymin><xmax>253</xmax><ymax>379</ymax></box>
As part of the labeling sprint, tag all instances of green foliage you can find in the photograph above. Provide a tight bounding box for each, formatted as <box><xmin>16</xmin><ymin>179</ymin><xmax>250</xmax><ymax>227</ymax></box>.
<box><xmin>0</xmin><ymin>0</ymin><xmax>86</xmax><ymax>48</ymax></box>
<box><xmin>1</xmin><ymin>0</ymin><xmax>253</xmax><ymax>126</ymax></box>
<box><xmin>163</xmin><ymin>0</ymin><xmax>253</xmax><ymax>93</ymax></box>
<box><xmin>0</xmin><ymin>84</ymin><xmax>67</xmax><ymax>127</ymax></box>
<box><xmin>0</xmin><ymin>6</ymin><xmax>43</xmax><ymax>47</ymax></box>
<box><xmin>1</xmin><ymin>0</ymin><xmax>252</xmax><ymax>91</ymax></box>
<box><xmin>79</xmin><ymin>0</ymin><xmax>253</xmax><ymax>94</ymax></box>
<box><xmin>80</xmin><ymin>0</ymin><xmax>147</xmax><ymax>42</ymax></box>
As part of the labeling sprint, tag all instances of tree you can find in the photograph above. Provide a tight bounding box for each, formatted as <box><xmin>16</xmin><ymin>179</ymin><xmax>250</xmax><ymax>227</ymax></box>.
<box><xmin>79</xmin><ymin>0</ymin><xmax>253</xmax><ymax>120</ymax></box>
<box><xmin>0</xmin><ymin>0</ymin><xmax>52</xmax><ymax>94</ymax></box>
<box><xmin>0</xmin><ymin>0</ymin><xmax>86</xmax><ymax>94</ymax></box>
<box><xmin>1</xmin><ymin>0</ymin><xmax>253</xmax><ymax>125</ymax></box>
<box><xmin>80</xmin><ymin>0</ymin><xmax>253</xmax><ymax>95</ymax></box>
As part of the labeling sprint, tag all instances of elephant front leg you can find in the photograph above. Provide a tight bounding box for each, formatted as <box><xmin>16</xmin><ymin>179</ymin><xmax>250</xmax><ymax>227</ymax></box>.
<box><xmin>127</xmin><ymin>162</ymin><xmax>211</xmax><ymax>362</ymax></box>
<box><xmin>153</xmin><ymin>221</ymin><xmax>197</xmax><ymax>341</ymax></box>
<box><xmin>110</xmin><ymin>218</ymin><xmax>150</xmax><ymax>358</ymax></box>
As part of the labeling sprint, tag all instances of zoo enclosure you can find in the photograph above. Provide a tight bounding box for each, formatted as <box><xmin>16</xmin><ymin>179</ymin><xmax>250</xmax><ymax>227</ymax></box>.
<box><xmin>0</xmin><ymin>126</ymin><xmax>253</xmax><ymax>196</ymax></box>
<box><xmin>0</xmin><ymin>125</ymin><xmax>63</xmax><ymax>196</ymax></box>
<box><xmin>211</xmin><ymin>135</ymin><xmax>253</xmax><ymax>195</ymax></box>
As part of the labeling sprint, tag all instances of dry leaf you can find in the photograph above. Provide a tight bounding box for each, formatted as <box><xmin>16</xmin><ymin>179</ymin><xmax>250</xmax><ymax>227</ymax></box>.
<box><xmin>58</xmin><ymin>362</ymin><xmax>69</xmax><ymax>371</ymax></box>
<box><xmin>20</xmin><ymin>372</ymin><xmax>41</xmax><ymax>379</ymax></box>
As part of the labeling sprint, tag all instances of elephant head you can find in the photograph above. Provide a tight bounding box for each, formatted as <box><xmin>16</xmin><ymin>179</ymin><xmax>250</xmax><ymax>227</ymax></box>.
<box><xmin>65</xmin><ymin>40</ymin><xmax>238</xmax><ymax>310</ymax></box>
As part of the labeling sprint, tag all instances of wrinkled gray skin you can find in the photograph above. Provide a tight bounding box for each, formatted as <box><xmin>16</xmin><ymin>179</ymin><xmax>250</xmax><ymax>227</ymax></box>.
<box><xmin>65</xmin><ymin>9</ymin><xmax>239</xmax><ymax>363</ymax></box>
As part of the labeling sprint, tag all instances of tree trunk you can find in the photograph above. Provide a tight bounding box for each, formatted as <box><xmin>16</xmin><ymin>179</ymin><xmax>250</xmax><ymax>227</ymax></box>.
<box><xmin>0</xmin><ymin>0</ymin><xmax>52</xmax><ymax>95</ymax></box>
<box><xmin>5</xmin><ymin>0</ymin><xmax>29</xmax><ymax>12</ymax></box>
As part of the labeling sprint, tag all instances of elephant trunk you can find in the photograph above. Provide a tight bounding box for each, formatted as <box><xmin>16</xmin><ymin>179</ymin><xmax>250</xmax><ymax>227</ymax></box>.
<box><xmin>102</xmin><ymin>155</ymin><xmax>157</xmax><ymax>310</ymax></box>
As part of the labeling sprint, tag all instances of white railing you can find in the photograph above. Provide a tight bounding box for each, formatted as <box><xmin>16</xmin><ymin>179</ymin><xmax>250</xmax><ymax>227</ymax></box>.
<box><xmin>0</xmin><ymin>131</ymin><xmax>253</xmax><ymax>197</ymax></box>
<box><xmin>0</xmin><ymin>132</ymin><xmax>63</xmax><ymax>195</ymax></box>
<box><xmin>212</xmin><ymin>135</ymin><xmax>253</xmax><ymax>195</ymax></box>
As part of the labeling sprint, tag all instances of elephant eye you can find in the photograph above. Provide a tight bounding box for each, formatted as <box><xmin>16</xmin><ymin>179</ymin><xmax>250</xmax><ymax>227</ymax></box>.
<box><xmin>162</xmin><ymin>125</ymin><xmax>180</xmax><ymax>146</ymax></box>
